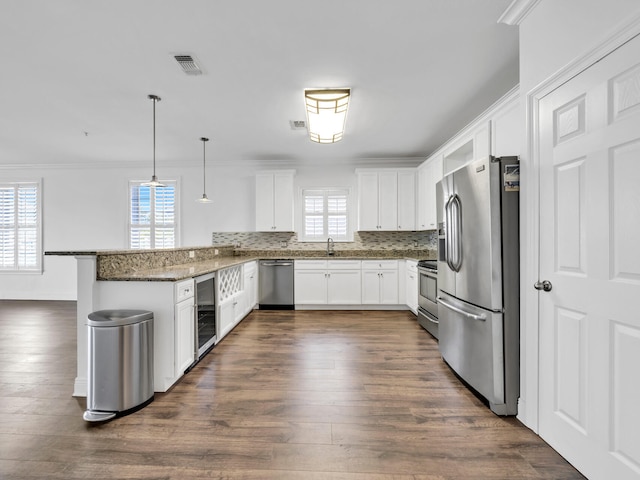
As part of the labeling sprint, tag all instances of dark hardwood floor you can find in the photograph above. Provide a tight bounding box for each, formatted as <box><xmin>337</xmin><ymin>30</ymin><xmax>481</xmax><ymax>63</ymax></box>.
<box><xmin>0</xmin><ymin>301</ymin><xmax>585</xmax><ymax>479</ymax></box>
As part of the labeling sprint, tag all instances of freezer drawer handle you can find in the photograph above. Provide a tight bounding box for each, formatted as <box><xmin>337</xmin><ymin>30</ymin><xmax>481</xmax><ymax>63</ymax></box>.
<box><xmin>437</xmin><ymin>297</ymin><xmax>487</xmax><ymax>322</ymax></box>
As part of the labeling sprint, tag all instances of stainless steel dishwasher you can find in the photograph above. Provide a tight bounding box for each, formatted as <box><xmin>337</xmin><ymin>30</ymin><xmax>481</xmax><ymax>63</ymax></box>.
<box><xmin>259</xmin><ymin>259</ymin><xmax>294</xmax><ymax>309</ymax></box>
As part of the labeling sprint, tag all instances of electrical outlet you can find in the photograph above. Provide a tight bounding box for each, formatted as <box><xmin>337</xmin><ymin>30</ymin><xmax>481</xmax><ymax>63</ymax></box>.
<box><xmin>214</xmin><ymin>249</ymin><xmax>219</xmax><ymax>255</ymax></box>
<box><xmin>280</xmin><ymin>241</ymin><xmax>287</xmax><ymax>248</ymax></box>
<box><xmin>413</xmin><ymin>240</ymin><xmax>418</xmax><ymax>247</ymax></box>
<box><xmin>189</xmin><ymin>250</ymin><xmax>195</xmax><ymax>258</ymax></box>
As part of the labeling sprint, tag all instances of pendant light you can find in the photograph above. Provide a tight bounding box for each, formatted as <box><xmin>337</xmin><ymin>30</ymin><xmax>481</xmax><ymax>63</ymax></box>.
<box><xmin>196</xmin><ymin>137</ymin><xmax>212</xmax><ymax>203</ymax></box>
<box><xmin>141</xmin><ymin>94</ymin><xmax>165</xmax><ymax>187</ymax></box>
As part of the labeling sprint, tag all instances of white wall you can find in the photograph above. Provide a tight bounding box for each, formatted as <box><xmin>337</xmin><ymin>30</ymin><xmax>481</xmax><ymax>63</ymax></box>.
<box><xmin>520</xmin><ymin>0</ymin><xmax>640</xmax><ymax>95</ymax></box>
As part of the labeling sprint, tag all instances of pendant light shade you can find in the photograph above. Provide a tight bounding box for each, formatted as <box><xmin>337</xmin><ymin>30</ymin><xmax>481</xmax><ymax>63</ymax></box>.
<box><xmin>141</xmin><ymin>94</ymin><xmax>165</xmax><ymax>187</ymax></box>
<box><xmin>196</xmin><ymin>137</ymin><xmax>212</xmax><ymax>203</ymax></box>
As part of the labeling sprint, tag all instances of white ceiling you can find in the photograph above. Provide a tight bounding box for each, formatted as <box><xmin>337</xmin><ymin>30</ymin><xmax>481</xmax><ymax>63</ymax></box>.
<box><xmin>0</xmin><ymin>0</ymin><xmax>519</xmax><ymax>169</ymax></box>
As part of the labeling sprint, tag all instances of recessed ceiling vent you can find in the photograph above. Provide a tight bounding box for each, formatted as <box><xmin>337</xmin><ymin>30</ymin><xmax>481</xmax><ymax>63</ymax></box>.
<box><xmin>173</xmin><ymin>54</ymin><xmax>202</xmax><ymax>75</ymax></box>
<box><xmin>290</xmin><ymin>120</ymin><xmax>307</xmax><ymax>130</ymax></box>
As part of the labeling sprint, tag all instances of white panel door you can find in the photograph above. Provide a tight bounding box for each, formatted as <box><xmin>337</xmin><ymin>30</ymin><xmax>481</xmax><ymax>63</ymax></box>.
<box><xmin>538</xmin><ymin>33</ymin><xmax>640</xmax><ymax>480</ymax></box>
<box><xmin>294</xmin><ymin>270</ymin><xmax>327</xmax><ymax>304</ymax></box>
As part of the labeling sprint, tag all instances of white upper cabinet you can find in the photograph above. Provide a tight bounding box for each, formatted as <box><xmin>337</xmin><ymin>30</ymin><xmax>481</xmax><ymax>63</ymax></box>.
<box><xmin>417</xmin><ymin>155</ymin><xmax>442</xmax><ymax>231</ymax></box>
<box><xmin>255</xmin><ymin>171</ymin><xmax>295</xmax><ymax>232</ymax></box>
<box><xmin>397</xmin><ymin>171</ymin><xmax>416</xmax><ymax>231</ymax></box>
<box><xmin>357</xmin><ymin>169</ymin><xmax>415</xmax><ymax>231</ymax></box>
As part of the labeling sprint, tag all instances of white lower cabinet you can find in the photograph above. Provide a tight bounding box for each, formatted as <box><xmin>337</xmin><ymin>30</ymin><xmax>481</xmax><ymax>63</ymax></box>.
<box><xmin>243</xmin><ymin>261</ymin><xmax>258</xmax><ymax>316</ymax></box>
<box><xmin>405</xmin><ymin>260</ymin><xmax>418</xmax><ymax>314</ymax></box>
<box><xmin>174</xmin><ymin>278</ymin><xmax>195</xmax><ymax>377</ymax></box>
<box><xmin>218</xmin><ymin>293</ymin><xmax>243</xmax><ymax>340</ymax></box>
<box><xmin>295</xmin><ymin>260</ymin><xmax>361</xmax><ymax>305</ymax></box>
<box><xmin>361</xmin><ymin>260</ymin><xmax>399</xmax><ymax>304</ymax></box>
<box><xmin>216</xmin><ymin>265</ymin><xmax>245</xmax><ymax>341</ymax></box>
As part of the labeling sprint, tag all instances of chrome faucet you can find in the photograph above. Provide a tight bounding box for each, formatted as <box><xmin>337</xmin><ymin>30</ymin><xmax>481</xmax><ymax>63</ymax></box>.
<box><xmin>326</xmin><ymin>237</ymin><xmax>335</xmax><ymax>256</ymax></box>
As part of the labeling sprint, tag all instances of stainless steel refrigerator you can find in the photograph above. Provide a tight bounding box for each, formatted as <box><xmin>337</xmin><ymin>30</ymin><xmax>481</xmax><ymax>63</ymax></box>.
<box><xmin>436</xmin><ymin>156</ymin><xmax>519</xmax><ymax>415</ymax></box>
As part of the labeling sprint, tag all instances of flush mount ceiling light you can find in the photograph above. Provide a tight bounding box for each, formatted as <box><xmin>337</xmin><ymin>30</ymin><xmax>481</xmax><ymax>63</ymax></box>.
<box><xmin>196</xmin><ymin>137</ymin><xmax>212</xmax><ymax>204</ymax></box>
<box><xmin>141</xmin><ymin>94</ymin><xmax>165</xmax><ymax>188</ymax></box>
<box><xmin>304</xmin><ymin>88</ymin><xmax>351</xmax><ymax>143</ymax></box>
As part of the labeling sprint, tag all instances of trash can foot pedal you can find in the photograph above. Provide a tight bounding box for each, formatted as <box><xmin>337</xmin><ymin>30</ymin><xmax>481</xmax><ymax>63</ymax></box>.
<box><xmin>83</xmin><ymin>410</ymin><xmax>117</xmax><ymax>422</ymax></box>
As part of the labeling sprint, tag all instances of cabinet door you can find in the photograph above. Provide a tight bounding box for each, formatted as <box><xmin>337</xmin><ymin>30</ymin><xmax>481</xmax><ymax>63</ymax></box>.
<box><xmin>218</xmin><ymin>298</ymin><xmax>236</xmax><ymax>340</ymax></box>
<box><xmin>417</xmin><ymin>164</ymin><xmax>429</xmax><ymax>230</ymax></box>
<box><xmin>361</xmin><ymin>270</ymin><xmax>381</xmax><ymax>304</ymax></box>
<box><xmin>397</xmin><ymin>171</ymin><xmax>415</xmax><ymax>231</ymax></box>
<box><xmin>255</xmin><ymin>173</ymin><xmax>275</xmax><ymax>231</ymax></box>
<box><xmin>174</xmin><ymin>298</ymin><xmax>195</xmax><ymax>375</ymax></box>
<box><xmin>424</xmin><ymin>156</ymin><xmax>443</xmax><ymax>230</ymax></box>
<box><xmin>406</xmin><ymin>270</ymin><xmax>418</xmax><ymax>313</ymax></box>
<box><xmin>273</xmin><ymin>172</ymin><xmax>294</xmax><ymax>231</ymax></box>
<box><xmin>294</xmin><ymin>270</ymin><xmax>328</xmax><ymax>304</ymax></box>
<box><xmin>327</xmin><ymin>270</ymin><xmax>361</xmax><ymax>305</ymax></box>
<box><xmin>379</xmin><ymin>270</ymin><xmax>399</xmax><ymax>304</ymax></box>
<box><xmin>377</xmin><ymin>171</ymin><xmax>398</xmax><ymax>230</ymax></box>
<box><xmin>358</xmin><ymin>172</ymin><xmax>380</xmax><ymax>230</ymax></box>
<box><xmin>244</xmin><ymin>262</ymin><xmax>258</xmax><ymax>314</ymax></box>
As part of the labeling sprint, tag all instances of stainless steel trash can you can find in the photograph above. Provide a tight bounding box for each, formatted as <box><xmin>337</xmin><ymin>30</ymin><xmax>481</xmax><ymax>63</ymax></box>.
<box><xmin>83</xmin><ymin>309</ymin><xmax>154</xmax><ymax>422</ymax></box>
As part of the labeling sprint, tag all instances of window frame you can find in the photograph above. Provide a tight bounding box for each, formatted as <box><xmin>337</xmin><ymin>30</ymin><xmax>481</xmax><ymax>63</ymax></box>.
<box><xmin>0</xmin><ymin>179</ymin><xmax>43</xmax><ymax>273</ymax></box>
<box><xmin>299</xmin><ymin>187</ymin><xmax>352</xmax><ymax>242</ymax></box>
<box><xmin>128</xmin><ymin>180</ymin><xmax>180</xmax><ymax>250</ymax></box>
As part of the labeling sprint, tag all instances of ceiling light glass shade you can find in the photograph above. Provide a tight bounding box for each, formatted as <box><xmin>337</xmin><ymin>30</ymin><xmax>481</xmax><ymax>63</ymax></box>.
<box><xmin>143</xmin><ymin>94</ymin><xmax>165</xmax><ymax>187</ymax></box>
<box><xmin>196</xmin><ymin>137</ymin><xmax>212</xmax><ymax>204</ymax></box>
<box><xmin>304</xmin><ymin>88</ymin><xmax>350</xmax><ymax>144</ymax></box>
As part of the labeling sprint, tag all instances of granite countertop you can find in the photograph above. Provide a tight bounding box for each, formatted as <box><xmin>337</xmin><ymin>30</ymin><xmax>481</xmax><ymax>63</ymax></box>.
<box><xmin>46</xmin><ymin>247</ymin><xmax>435</xmax><ymax>282</ymax></box>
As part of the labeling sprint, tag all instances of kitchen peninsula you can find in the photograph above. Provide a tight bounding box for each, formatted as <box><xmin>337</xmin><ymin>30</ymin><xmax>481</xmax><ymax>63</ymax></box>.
<box><xmin>47</xmin><ymin>245</ymin><xmax>434</xmax><ymax>398</ymax></box>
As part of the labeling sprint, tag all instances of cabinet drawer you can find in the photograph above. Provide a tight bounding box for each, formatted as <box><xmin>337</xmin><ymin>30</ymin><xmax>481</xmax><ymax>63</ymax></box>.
<box><xmin>361</xmin><ymin>260</ymin><xmax>398</xmax><ymax>270</ymax></box>
<box><xmin>295</xmin><ymin>260</ymin><xmax>328</xmax><ymax>270</ymax></box>
<box><xmin>175</xmin><ymin>278</ymin><xmax>195</xmax><ymax>302</ymax></box>
<box><xmin>327</xmin><ymin>260</ymin><xmax>361</xmax><ymax>270</ymax></box>
<box><xmin>406</xmin><ymin>260</ymin><xmax>418</xmax><ymax>273</ymax></box>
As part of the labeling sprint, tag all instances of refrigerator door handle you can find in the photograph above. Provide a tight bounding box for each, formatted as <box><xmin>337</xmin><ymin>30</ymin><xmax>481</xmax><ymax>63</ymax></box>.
<box><xmin>449</xmin><ymin>194</ymin><xmax>462</xmax><ymax>272</ymax></box>
<box><xmin>444</xmin><ymin>196</ymin><xmax>455</xmax><ymax>271</ymax></box>
<box><xmin>437</xmin><ymin>296</ymin><xmax>487</xmax><ymax>321</ymax></box>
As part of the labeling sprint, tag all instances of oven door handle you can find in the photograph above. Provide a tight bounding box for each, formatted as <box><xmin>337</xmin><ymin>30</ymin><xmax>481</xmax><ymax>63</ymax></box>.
<box><xmin>437</xmin><ymin>296</ymin><xmax>486</xmax><ymax>322</ymax></box>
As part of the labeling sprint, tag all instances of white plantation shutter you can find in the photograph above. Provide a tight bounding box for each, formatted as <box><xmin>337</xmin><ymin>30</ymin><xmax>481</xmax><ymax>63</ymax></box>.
<box><xmin>302</xmin><ymin>189</ymin><xmax>350</xmax><ymax>241</ymax></box>
<box><xmin>129</xmin><ymin>181</ymin><xmax>178</xmax><ymax>249</ymax></box>
<box><xmin>0</xmin><ymin>182</ymin><xmax>41</xmax><ymax>272</ymax></box>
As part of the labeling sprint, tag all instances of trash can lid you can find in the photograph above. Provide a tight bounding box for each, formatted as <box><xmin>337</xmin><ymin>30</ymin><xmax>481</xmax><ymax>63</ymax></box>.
<box><xmin>87</xmin><ymin>309</ymin><xmax>153</xmax><ymax>327</ymax></box>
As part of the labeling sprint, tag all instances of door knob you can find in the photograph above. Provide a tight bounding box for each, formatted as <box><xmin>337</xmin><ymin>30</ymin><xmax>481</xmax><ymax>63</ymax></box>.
<box><xmin>534</xmin><ymin>280</ymin><xmax>552</xmax><ymax>292</ymax></box>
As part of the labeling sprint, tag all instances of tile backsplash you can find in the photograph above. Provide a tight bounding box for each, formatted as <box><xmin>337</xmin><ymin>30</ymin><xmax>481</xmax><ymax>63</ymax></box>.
<box><xmin>212</xmin><ymin>230</ymin><xmax>438</xmax><ymax>252</ymax></box>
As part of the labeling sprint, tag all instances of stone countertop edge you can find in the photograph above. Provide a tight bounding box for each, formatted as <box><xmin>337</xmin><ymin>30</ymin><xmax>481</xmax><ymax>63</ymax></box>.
<box><xmin>97</xmin><ymin>251</ymin><xmax>436</xmax><ymax>282</ymax></box>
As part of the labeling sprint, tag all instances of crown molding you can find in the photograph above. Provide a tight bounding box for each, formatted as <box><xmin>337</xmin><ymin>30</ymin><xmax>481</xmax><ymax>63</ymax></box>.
<box><xmin>498</xmin><ymin>0</ymin><xmax>542</xmax><ymax>25</ymax></box>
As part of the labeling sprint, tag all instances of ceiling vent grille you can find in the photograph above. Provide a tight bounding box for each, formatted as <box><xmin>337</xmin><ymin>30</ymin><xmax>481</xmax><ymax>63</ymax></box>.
<box><xmin>290</xmin><ymin>120</ymin><xmax>307</xmax><ymax>130</ymax></box>
<box><xmin>174</xmin><ymin>55</ymin><xmax>202</xmax><ymax>75</ymax></box>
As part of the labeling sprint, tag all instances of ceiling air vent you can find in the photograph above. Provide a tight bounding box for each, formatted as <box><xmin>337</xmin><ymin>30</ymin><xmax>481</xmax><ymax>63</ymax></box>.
<box><xmin>174</xmin><ymin>54</ymin><xmax>202</xmax><ymax>75</ymax></box>
<box><xmin>290</xmin><ymin>120</ymin><xmax>306</xmax><ymax>130</ymax></box>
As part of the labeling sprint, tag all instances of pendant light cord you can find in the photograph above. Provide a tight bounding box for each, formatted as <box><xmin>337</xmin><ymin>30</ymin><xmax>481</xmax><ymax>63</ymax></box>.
<box><xmin>148</xmin><ymin>94</ymin><xmax>161</xmax><ymax>178</ymax></box>
<box><xmin>201</xmin><ymin>137</ymin><xmax>209</xmax><ymax>195</ymax></box>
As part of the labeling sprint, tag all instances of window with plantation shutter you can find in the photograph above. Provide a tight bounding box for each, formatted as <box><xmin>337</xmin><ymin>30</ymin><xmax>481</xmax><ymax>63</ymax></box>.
<box><xmin>0</xmin><ymin>181</ymin><xmax>42</xmax><ymax>272</ymax></box>
<box><xmin>129</xmin><ymin>181</ymin><xmax>179</xmax><ymax>249</ymax></box>
<box><xmin>301</xmin><ymin>188</ymin><xmax>350</xmax><ymax>241</ymax></box>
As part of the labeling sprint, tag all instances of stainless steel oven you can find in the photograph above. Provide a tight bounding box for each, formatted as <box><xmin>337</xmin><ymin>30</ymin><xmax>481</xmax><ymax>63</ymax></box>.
<box><xmin>417</xmin><ymin>260</ymin><xmax>439</xmax><ymax>339</ymax></box>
